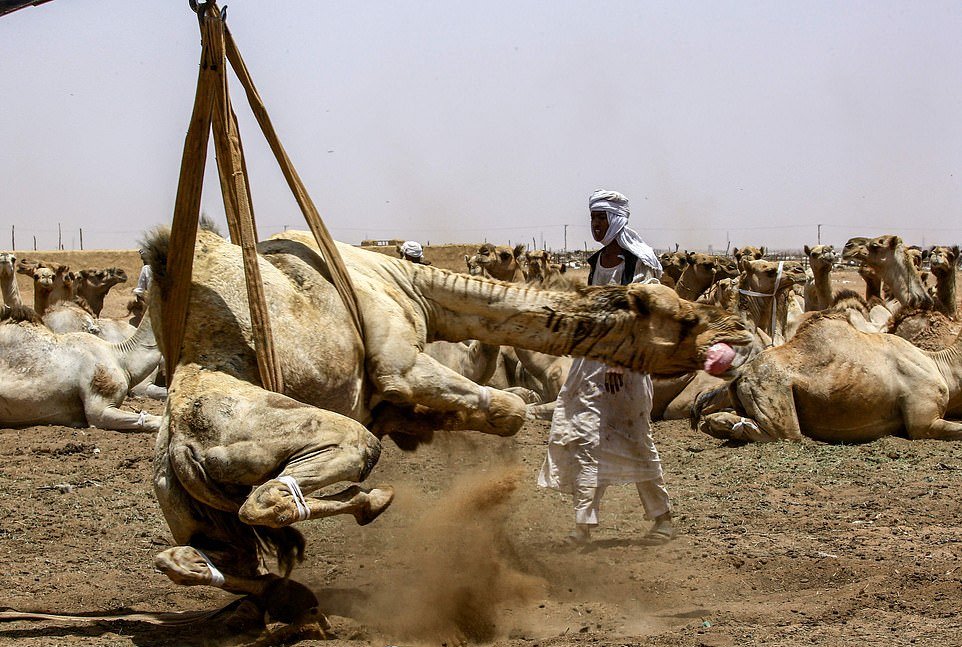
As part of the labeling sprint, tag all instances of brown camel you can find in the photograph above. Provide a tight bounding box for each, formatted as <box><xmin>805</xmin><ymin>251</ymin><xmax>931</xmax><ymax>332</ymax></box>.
<box><xmin>145</xmin><ymin>226</ymin><xmax>751</xmax><ymax>620</ymax></box>
<box><xmin>693</xmin><ymin>312</ymin><xmax>962</xmax><ymax>443</ymax></box>
<box><xmin>73</xmin><ymin>267</ymin><xmax>128</xmax><ymax>317</ymax></box>
<box><xmin>675</xmin><ymin>253</ymin><xmax>739</xmax><ymax>302</ymax></box>
<box><xmin>469</xmin><ymin>243</ymin><xmax>526</xmax><ymax>282</ymax></box>
<box><xmin>18</xmin><ymin>260</ymin><xmax>75</xmax><ymax>314</ymax></box>
<box><xmin>523</xmin><ymin>249</ymin><xmax>576</xmax><ymax>290</ymax></box>
<box><xmin>732</xmin><ymin>246</ymin><xmax>765</xmax><ymax>262</ymax></box>
<box><xmin>927</xmin><ymin>245</ymin><xmax>959</xmax><ymax>318</ymax></box>
<box><xmin>844</xmin><ymin>235</ymin><xmax>931</xmax><ymax>309</ymax></box>
<box><xmin>658</xmin><ymin>251</ymin><xmax>689</xmax><ymax>289</ymax></box>
<box><xmin>802</xmin><ymin>245</ymin><xmax>836</xmax><ymax>311</ymax></box>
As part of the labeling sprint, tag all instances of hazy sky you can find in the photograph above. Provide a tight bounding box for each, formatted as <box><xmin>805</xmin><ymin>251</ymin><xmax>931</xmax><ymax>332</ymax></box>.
<box><xmin>2</xmin><ymin>1</ymin><xmax>961</xmax><ymax>252</ymax></box>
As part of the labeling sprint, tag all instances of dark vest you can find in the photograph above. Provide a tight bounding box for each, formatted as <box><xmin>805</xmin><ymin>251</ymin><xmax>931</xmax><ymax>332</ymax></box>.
<box><xmin>586</xmin><ymin>249</ymin><xmax>638</xmax><ymax>286</ymax></box>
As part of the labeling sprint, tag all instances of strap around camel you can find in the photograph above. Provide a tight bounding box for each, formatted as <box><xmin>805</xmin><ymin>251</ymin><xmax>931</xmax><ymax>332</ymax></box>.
<box><xmin>164</xmin><ymin>1</ymin><xmax>364</xmax><ymax>394</ymax></box>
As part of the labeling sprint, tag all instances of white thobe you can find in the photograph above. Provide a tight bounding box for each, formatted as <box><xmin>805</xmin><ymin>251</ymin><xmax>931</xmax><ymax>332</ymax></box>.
<box><xmin>537</xmin><ymin>257</ymin><xmax>670</xmax><ymax>525</ymax></box>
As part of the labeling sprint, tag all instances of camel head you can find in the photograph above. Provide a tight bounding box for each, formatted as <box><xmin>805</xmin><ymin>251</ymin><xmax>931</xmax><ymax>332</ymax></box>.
<box><xmin>16</xmin><ymin>257</ymin><xmax>44</xmax><ymax>277</ymax></box>
<box><xmin>31</xmin><ymin>266</ymin><xmax>58</xmax><ymax>292</ymax></box>
<box><xmin>77</xmin><ymin>267</ymin><xmax>128</xmax><ymax>291</ymax></box>
<box><xmin>464</xmin><ymin>254</ymin><xmax>484</xmax><ymax>276</ymax></box>
<box><xmin>733</xmin><ymin>246</ymin><xmax>765</xmax><ymax>262</ymax></box>
<box><xmin>842</xmin><ymin>236</ymin><xmax>871</xmax><ymax>263</ymax></box>
<box><xmin>596</xmin><ymin>283</ymin><xmax>753</xmax><ymax>377</ymax></box>
<box><xmin>684</xmin><ymin>252</ymin><xmax>719</xmax><ymax>280</ymax></box>
<box><xmin>31</xmin><ymin>264</ymin><xmax>71</xmax><ymax>294</ymax></box>
<box><xmin>712</xmin><ymin>255</ymin><xmax>739</xmax><ymax>280</ymax></box>
<box><xmin>862</xmin><ymin>235</ymin><xmax>906</xmax><ymax>269</ymax></box>
<box><xmin>928</xmin><ymin>245</ymin><xmax>960</xmax><ymax>278</ymax></box>
<box><xmin>474</xmin><ymin>243</ymin><xmax>525</xmax><ymax>281</ymax></box>
<box><xmin>658</xmin><ymin>251</ymin><xmax>689</xmax><ymax>281</ymax></box>
<box><xmin>803</xmin><ymin>244</ymin><xmax>837</xmax><ymax>272</ymax></box>
<box><xmin>523</xmin><ymin>249</ymin><xmax>551</xmax><ymax>281</ymax></box>
<box><xmin>739</xmin><ymin>259</ymin><xmax>808</xmax><ymax>295</ymax></box>
<box><xmin>905</xmin><ymin>246</ymin><xmax>924</xmax><ymax>270</ymax></box>
<box><xmin>0</xmin><ymin>252</ymin><xmax>15</xmax><ymax>280</ymax></box>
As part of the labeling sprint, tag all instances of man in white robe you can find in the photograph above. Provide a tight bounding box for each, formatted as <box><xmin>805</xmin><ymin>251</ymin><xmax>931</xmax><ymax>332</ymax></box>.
<box><xmin>537</xmin><ymin>189</ymin><xmax>674</xmax><ymax>546</ymax></box>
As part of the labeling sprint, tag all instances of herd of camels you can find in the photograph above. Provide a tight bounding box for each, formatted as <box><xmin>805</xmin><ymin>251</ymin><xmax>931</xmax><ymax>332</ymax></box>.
<box><xmin>1</xmin><ymin>226</ymin><xmax>961</xmax><ymax>630</ymax></box>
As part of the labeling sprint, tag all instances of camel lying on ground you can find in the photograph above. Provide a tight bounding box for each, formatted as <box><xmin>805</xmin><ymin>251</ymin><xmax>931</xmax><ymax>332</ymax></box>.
<box><xmin>0</xmin><ymin>304</ymin><xmax>162</xmax><ymax>431</ymax></box>
<box><xmin>145</xmin><ymin>227</ymin><xmax>751</xmax><ymax>619</ymax></box>
<box><xmin>692</xmin><ymin>311</ymin><xmax>962</xmax><ymax>443</ymax></box>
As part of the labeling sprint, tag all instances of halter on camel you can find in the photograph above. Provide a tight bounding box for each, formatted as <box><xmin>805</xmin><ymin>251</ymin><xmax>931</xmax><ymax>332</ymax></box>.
<box><xmin>738</xmin><ymin>260</ymin><xmax>784</xmax><ymax>344</ymax></box>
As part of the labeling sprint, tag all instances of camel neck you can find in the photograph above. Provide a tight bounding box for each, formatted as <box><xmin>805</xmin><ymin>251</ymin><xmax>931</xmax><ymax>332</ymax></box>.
<box><xmin>0</xmin><ymin>275</ymin><xmax>21</xmax><ymax>308</ymax></box>
<box><xmin>875</xmin><ymin>249</ymin><xmax>931</xmax><ymax>309</ymax></box>
<box><xmin>935</xmin><ymin>268</ymin><xmax>957</xmax><ymax>317</ymax></box>
<box><xmin>675</xmin><ymin>267</ymin><xmax>712</xmax><ymax>301</ymax></box>
<box><xmin>812</xmin><ymin>264</ymin><xmax>833</xmax><ymax>310</ymax></box>
<box><xmin>408</xmin><ymin>265</ymin><xmax>650</xmax><ymax>370</ymax></box>
<box><xmin>112</xmin><ymin>309</ymin><xmax>161</xmax><ymax>385</ymax></box>
<box><xmin>927</xmin><ymin>333</ymin><xmax>962</xmax><ymax>403</ymax></box>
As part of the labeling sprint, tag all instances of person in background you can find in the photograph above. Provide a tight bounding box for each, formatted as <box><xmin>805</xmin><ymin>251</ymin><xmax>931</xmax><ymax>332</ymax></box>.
<box><xmin>133</xmin><ymin>248</ymin><xmax>152</xmax><ymax>296</ymax></box>
<box><xmin>537</xmin><ymin>189</ymin><xmax>674</xmax><ymax>546</ymax></box>
<box><xmin>398</xmin><ymin>240</ymin><xmax>431</xmax><ymax>265</ymax></box>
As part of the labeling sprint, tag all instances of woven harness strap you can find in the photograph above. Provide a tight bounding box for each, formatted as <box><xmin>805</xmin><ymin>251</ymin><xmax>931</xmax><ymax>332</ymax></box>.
<box><xmin>738</xmin><ymin>260</ymin><xmax>784</xmax><ymax>342</ymax></box>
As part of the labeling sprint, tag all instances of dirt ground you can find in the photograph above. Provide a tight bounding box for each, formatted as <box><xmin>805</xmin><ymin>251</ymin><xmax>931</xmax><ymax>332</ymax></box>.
<box><xmin>1</xmin><ymin>249</ymin><xmax>961</xmax><ymax>646</ymax></box>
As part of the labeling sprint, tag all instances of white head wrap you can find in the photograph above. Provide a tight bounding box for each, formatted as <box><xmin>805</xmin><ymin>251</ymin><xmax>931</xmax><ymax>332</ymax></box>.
<box><xmin>400</xmin><ymin>241</ymin><xmax>423</xmax><ymax>259</ymax></box>
<box><xmin>589</xmin><ymin>189</ymin><xmax>662</xmax><ymax>277</ymax></box>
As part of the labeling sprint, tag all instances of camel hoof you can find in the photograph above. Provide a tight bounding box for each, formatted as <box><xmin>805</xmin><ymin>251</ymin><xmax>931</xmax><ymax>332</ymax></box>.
<box><xmin>262</xmin><ymin>578</ymin><xmax>322</xmax><ymax>625</ymax></box>
<box><xmin>355</xmin><ymin>486</ymin><xmax>394</xmax><ymax>526</ymax></box>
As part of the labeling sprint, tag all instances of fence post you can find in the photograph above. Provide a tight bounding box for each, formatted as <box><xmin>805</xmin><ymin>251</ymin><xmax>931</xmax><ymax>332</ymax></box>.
<box><xmin>80</xmin><ymin>228</ymin><xmax>84</xmax><ymax>250</ymax></box>
<box><xmin>10</xmin><ymin>225</ymin><xmax>13</xmax><ymax>250</ymax></box>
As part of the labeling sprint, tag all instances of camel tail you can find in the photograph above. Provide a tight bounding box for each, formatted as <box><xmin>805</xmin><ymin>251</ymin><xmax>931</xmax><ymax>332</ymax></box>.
<box><xmin>140</xmin><ymin>218</ymin><xmax>221</xmax><ymax>298</ymax></box>
<box><xmin>689</xmin><ymin>378</ymin><xmax>739</xmax><ymax>430</ymax></box>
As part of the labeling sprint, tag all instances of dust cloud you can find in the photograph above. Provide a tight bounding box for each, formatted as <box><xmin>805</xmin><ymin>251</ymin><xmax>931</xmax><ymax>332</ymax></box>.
<box><xmin>360</xmin><ymin>466</ymin><xmax>546</xmax><ymax>643</ymax></box>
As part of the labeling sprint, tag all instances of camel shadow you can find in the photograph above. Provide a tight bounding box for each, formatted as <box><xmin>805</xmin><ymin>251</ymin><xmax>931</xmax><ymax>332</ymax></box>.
<box><xmin>0</xmin><ymin>587</ymin><xmax>369</xmax><ymax>647</ymax></box>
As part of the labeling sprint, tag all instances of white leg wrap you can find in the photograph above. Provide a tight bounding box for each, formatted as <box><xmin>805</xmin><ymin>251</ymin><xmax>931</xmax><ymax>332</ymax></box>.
<box><xmin>478</xmin><ymin>386</ymin><xmax>492</xmax><ymax>412</ymax></box>
<box><xmin>194</xmin><ymin>548</ymin><xmax>225</xmax><ymax>587</ymax></box>
<box><xmin>732</xmin><ymin>417</ymin><xmax>760</xmax><ymax>434</ymax></box>
<box><xmin>137</xmin><ymin>410</ymin><xmax>147</xmax><ymax>428</ymax></box>
<box><xmin>276</xmin><ymin>475</ymin><xmax>311</xmax><ymax>521</ymax></box>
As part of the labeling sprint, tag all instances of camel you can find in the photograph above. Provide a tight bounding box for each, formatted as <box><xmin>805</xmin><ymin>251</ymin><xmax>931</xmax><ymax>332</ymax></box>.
<box><xmin>693</xmin><ymin>312</ymin><xmax>962</xmax><ymax>443</ymax></box>
<box><xmin>844</xmin><ymin>235</ymin><xmax>931</xmax><ymax>310</ymax></box>
<box><xmin>73</xmin><ymin>267</ymin><xmax>128</xmax><ymax>317</ymax></box>
<box><xmin>0</xmin><ymin>304</ymin><xmax>162</xmax><ymax>431</ymax></box>
<box><xmin>843</xmin><ymin>237</ymin><xmax>883</xmax><ymax>301</ymax></box>
<box><xmin>732</xmin><ymin>246</ymin><xmax>766</xmax><ymax>262</ymax></box>
<box><xmin>0</xmin><ymin>252</ymin><xmax>22</xmax><ymax>307</ymax></box>
<box><xmin>18</xmin><ymin>261</ymin><xmax>75</xmax><ymax>314</ymax></box>
<box><xmin>145</xmin><ymin>227</ymin><xmax>751</xmax><ymax>615</ymax></box>
<box><xmin>927</xmin><ymin>245</ymin><xmax>959</xmax><ymax>318</ymax></box>
<box><xmin>675</xmin><ymin>253</ymin><xmax>739</xmax><ymax>302</ymax></box>
<box><xmin>802</xmin><ymin>245</ymin><xmax>836</xmax><ymax>311</ymax></box>
<box><xmin>469</xmin><ymin>242</ymin><xmax>526</xmax><ymax>282</ymax></box>
<box><xmin>523</xmin><ymin>249</ymin><xmax>575</xmax><ymax>290</ymax></box>
<box><xmin>736</xmin><ymin>258</ymin><xmax>808</xmax><ymax>345</ymax></box>
<box><xmin>658</xmin><ymin>251</ymin><xmax>689</xmax><ymax>289</ymax></box>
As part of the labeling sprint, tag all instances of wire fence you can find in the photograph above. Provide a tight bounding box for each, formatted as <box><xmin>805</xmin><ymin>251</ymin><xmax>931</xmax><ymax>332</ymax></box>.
<box><xmin>5</xmin><ymin>221</ymin><xmax>962</xmax><ymax>255</ymax></box>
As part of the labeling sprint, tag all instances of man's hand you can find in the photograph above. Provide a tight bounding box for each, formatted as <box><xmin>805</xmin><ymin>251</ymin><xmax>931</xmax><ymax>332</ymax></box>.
<box><xmin>604</xmin><ymin>366</ymin><xmax>625</xmax><ymax>393</ymax></box>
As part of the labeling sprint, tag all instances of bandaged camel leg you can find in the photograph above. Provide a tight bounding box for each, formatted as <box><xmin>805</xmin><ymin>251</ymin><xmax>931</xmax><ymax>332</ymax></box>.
<box><xmin>369</xmin><ymin>350</ymin><xmax>527</xmax><ymax>438</ymax></box>
<box><xmin>698</xmin><ymin>379</ymin><xmax>803</xmax><ymax>442</ymax></box>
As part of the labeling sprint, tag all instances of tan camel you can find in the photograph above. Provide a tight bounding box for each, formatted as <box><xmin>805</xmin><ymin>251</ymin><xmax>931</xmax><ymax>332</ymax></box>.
<box><xmin>843</xmin><ymin>237</ymin><xmax>883</xmax><ymax>300</ymax></box>
<box><xmin>693</xmin><ymin>312</ymin><xmax>962</xmax><ymax>442</ymax></box>
<box><xmin>18</xmin><ymin>261</ymin><xmax>75</xmax><ymax>314</ymax></box>
<box><xmin>802</xmin><ymin>245</ymin><xmax>836</xmax><ymax>311</ymax></box>
<box><xmin>732</xmin><ymin>246</ymin><xmax>765</xmax><ymax>262</ymax></box>
<box><xmin>927</xmin><ymin>245</ymin><xmax>959</xmax><ymax>318</ymax></box>
<box><xmin>0</xmin><ymin>304</ymin><xmax>162</xmax><ymax>431</ymax></box>
<box><xmin>523</xmin><ymin>249</ymin><xmax>576</xmax><ymax>290</ymax></box>
<box><xmin>470</xmin><ymin>242</ymin><xmax>527</xmax><ymax>282</ymax></box>
<box><xmin>73</xmin><ymin>267</ymin><xmax>128</xmax><ymax>317</ymax></box>
<box><xmin>658</xmin><ymin>251</ymin><xmax>689</xmax><ymax>288</ymax></box>
<box><xmin>145</xmin><ymin>227</ymin><xmax>751</xmax><ymax>614</ymax></box>
<box><xmin>736</xmin><ymin>258</ymin><xmax>808</xmax><ymax>345</ymax></box>
<box><xmin>675</xmin><ymin>253</ymin><xmax>739</xmax><ymax>302</ymax></box>
<box><xmin>844</xmin><ymin>235</ymin><xmax>931</xmax><ymax>309</ymax></box>
<box><xmin>0</xmin><ymin>252</ymin><xmax>22</xmax><ymax>307</ymax></box>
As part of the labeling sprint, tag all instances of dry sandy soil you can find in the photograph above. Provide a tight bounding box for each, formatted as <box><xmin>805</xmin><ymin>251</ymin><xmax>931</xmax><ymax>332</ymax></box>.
<box><xmin>0</xmin><ymin>249</ymin><xmax>960</xmax><ymax>646</ymax></box>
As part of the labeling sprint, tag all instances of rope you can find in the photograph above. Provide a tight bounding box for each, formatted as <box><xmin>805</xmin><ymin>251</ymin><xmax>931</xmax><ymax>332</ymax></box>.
<box><xmin>738</xmin><ymin>260</ymin><xmax>784</xmax><ymax>342</ymax></box>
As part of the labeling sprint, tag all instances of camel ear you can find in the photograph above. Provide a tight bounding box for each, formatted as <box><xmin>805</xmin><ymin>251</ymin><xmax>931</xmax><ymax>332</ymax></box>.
<box><xmin>921</xmin><ymin>249</ymin><xmax>931</xmax><ymax>261</ymax></box>
<box><xmin>888</xmin><ymin>236</ymin><xmax>900</xmax><ymax>249</ymax></box>
<box><xmin>759</xmin><ymin>246</ymin><xmax>766</xmax><ymax>256</ymax></box>
<box><xmin>628</xmin><ymin>290</ymin><xmax>651</xmax><ymax>317</ymax></box>
<box><xmin>732</xmin><ymin>247</ymin><xmax>740</xmax><ymax>256</ymax></box>
<box><xmin>952</xmin><ymin>246</ymin><xmax>960</xmax><ymax>259</ymax></box>
<box><xmin>513</xmin><ymin>243</ymin><xmax>526</xmax><ymax>259</ymax></box>
<box><xmin>803</xmin><ymin>245</ymin><xmax>811</xmax><ymax>256</ymax></box>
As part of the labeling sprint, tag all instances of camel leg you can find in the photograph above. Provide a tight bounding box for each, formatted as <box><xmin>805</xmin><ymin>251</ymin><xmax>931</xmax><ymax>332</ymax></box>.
<box><xmin>903</xmin><ymin>401</ymin><xmax>962</xmax><ymax>440</ymax></box>
<box><xmin>372</xmin><ymin>351</ymin><xmax>527</xmax><ymax>437</ymax></box>
<box><xmin>699</xmin><ymin>412</ymin><xmax>782</xmax><ymax>442</ymax></box>
<box><xmin>239</xmin><ymin>479</ymin><xmax>394</xmax><ymax>529</ymax></box>
<box><xmin>737</xmin><ymin>379</ymin><xmax>804</xmax><ymax>441</ymax></box>
<box><xmin>83</xmin><ymin>394</ymin><xmax>161</xmax><ymax>431</ymax></box>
